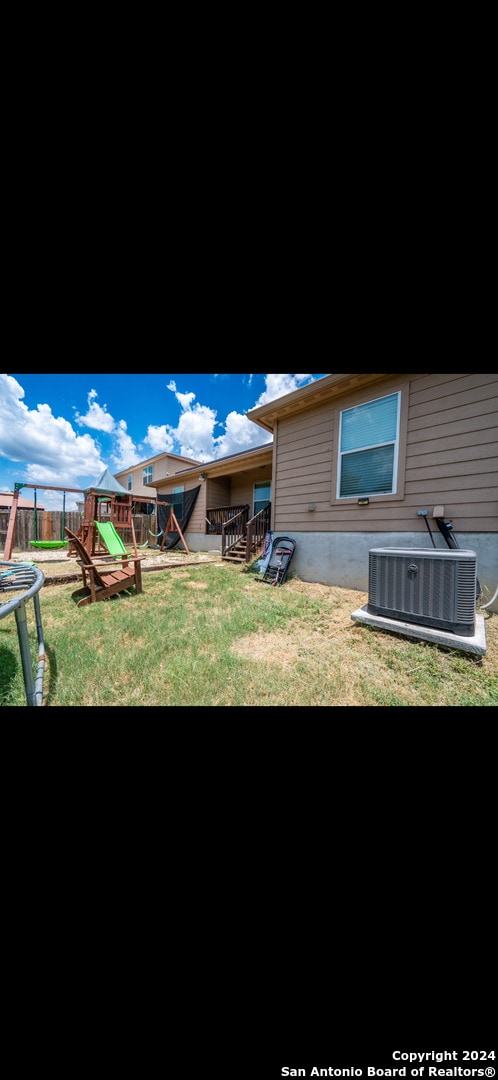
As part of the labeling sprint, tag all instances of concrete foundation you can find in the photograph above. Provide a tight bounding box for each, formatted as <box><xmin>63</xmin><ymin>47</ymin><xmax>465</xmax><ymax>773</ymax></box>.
<box><xmin>351</xmin><ymin>607</ymin><xmax>487</xmax><ymax>656</ymax></box>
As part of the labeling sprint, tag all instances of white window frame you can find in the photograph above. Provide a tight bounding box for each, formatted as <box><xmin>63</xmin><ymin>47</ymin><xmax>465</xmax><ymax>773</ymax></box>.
<box><xmin>331</xmin><ymin>383</ymin><xmax>408</xmax><ymax>505</ymax></box>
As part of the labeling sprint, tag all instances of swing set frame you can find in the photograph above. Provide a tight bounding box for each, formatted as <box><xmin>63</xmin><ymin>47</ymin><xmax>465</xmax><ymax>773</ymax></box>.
<box><xmin>2</xmin><ymin>483</ymin><xmax>85</xmax><ymax>561</ymax></box>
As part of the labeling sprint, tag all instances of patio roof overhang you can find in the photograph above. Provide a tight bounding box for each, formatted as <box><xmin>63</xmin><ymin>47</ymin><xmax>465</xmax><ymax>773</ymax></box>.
<box><xmin>148</xmin><ymin>443</ymin><xmax>273</xmax><ymax>489</ymax></box>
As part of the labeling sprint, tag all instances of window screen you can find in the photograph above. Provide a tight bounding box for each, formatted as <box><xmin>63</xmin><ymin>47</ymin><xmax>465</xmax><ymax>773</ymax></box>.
<box><xmin>339</xmin><ymin>393</ymin><xmax>399</xmax><ymax>498</ymax></box>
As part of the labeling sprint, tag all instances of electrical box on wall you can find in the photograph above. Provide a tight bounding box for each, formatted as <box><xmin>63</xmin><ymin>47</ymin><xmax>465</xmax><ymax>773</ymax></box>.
<box><xmin>367</xmin><ymin>548</ymin><xmax>477</xmax><ymax>637</ymax></box>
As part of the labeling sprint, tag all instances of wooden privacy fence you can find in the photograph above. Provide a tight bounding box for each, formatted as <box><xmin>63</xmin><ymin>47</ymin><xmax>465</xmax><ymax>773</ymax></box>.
<box><xmin>0</xmin><ymin>509</ymin><xmax>157</xmax><ymax>552</ymax></box>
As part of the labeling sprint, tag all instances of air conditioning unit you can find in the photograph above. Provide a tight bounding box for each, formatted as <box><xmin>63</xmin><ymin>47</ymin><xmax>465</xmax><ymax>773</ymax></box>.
<box><xmin>367</xmin><ymin>548</ymin><xmax>477</xmax><ymax>636</ymax></box>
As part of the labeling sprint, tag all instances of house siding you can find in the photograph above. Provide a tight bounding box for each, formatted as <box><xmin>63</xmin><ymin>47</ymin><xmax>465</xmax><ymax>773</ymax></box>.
<box><xmin>189</xmin><ymin>483</ymin><xmax>211</xmax><ymax>535</ymax></box>
<box><xmin>272</xmin><ymin>373</ymin><xmax>497</xmax><ymax>533</ymax></box>
<box><xmin>206</xmin><ymin>477</ymin><xmax>231</xmax><ymax>509</ymax></box>
<box><xmin>271</xmin><ymin>373</ymin><xmax>497</xmax><ymax>602</ymax></box>
<box><xmin>230</xmin><ymin>471</ymin><xmax>272</xmax><ymax>513</ymax></box>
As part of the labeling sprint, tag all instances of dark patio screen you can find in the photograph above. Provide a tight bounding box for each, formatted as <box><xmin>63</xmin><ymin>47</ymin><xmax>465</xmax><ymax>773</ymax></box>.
<box><xmin>155</xmin><ymin>486</ymin><xmax>200</xmax><ymax>549</ymax></box>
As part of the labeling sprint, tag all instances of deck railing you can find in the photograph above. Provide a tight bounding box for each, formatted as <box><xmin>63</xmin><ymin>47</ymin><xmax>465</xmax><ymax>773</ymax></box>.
<box><xmin>206</xmin><ymin>504</ymin><xmax>249</xmax><ymax>535</ymax></box>
<box><xmin>221</xmin><ymin>507</ymin><xmax>250</xmax><ymax>555</ymax></box>
<box><xmin>207</xmin><ymin>503</ymin><xmax>271</xmax><ymax>561</ymax></box>
<box><xmin>245</xmin><ymin>505</ymin><xmax>271</xmax><ymax>562</ymax></box>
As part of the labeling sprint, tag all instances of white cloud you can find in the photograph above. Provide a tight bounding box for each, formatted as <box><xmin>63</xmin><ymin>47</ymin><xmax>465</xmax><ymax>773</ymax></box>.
<box><xmin>0</xmin><ymin>373</ymin><xmax>325</xmax><ymax>508</ymax></box>
<box><xmin>74</xmin><ymin>391</ymin><xmax>143</xmax><ymax>474</ymax></box>
<box><xmin>144</xmin><ymin>374</ymin><xmax>318</xmax><ymax>463</ymax></box>
<box><xmin>74</xmin><ymin>389</ymin><xmax>116</xmax><ymax>433</ymax></box>
<box><xmin>0</xmin><ymin>374</ymin><xmax>104</xmax><ymax>501</ymax></box>
<box><xmin>255</xmin><ymin>374</ymin><xmax>314</xmax><ymax>406</ymax></box>
<box><xmin>110</xmin><ymin>420</ymin><xmax>142</xmax><ymax>471</ymax></box>
<box><xmin>141</xmin><ymin>424</ymin><xmax>176</xmax><ymax>456</ymax></box>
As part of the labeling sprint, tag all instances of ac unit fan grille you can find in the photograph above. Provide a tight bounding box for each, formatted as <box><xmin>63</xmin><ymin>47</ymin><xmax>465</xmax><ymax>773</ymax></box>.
<box><xmin>368</xmin><ymin>549</ymin><xmax>477</xmax><ymax>636</ymax></box>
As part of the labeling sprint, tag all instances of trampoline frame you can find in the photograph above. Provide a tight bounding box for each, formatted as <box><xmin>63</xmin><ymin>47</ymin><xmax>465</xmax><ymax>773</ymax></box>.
<box><xmin>0</xmin><ymin>562</ymin><xmax>46</xmax><ymax>707</ymax></box>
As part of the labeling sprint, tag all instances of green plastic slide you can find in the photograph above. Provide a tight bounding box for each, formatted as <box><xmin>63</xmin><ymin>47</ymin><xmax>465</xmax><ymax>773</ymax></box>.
<box><xmin>94</xmin><ymin>520</ymin><xmax>128</xmax><ymax>556</ymax></box>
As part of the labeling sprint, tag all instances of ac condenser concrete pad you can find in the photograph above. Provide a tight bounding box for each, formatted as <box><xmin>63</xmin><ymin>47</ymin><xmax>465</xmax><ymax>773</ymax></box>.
<box><xmin>351</xmin><ymin>607</ymin><xmax>487</xmax><ymax>656</ymax></box>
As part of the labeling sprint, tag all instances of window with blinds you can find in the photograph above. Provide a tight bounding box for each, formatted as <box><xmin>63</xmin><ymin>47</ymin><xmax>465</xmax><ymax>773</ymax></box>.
<box><xmin>338</xmin><ymin>392</ymin><xmax>400</xmax><ymax>498</ymax></box>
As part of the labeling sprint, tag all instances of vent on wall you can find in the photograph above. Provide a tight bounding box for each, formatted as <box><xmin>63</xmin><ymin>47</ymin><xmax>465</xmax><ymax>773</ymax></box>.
<box><xmin>367</xmin><ymin>548</ymin><xmax>477</xmax><ymax>637</ymax></box>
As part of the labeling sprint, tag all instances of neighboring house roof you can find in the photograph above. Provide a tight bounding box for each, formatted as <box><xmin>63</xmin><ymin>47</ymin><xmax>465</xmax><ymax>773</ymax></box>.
<box><xmin>117</xmin><ymin>450</ymin><xmax>202</xmax><ymax>474</ymax></box>
<box><xmin>0</xmin><ymin>492</ymin><xmax>45</xmax><ymax>510</ymax></box>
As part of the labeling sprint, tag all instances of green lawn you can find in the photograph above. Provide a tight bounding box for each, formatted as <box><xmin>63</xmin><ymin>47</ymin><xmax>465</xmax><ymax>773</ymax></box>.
<box><xmin>1</xmin><ymin>561</ymin><xmax>497</xmax><ymax>707</ymax></box>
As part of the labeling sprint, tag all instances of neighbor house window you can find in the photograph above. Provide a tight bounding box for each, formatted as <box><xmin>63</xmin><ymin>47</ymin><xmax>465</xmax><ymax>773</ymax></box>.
<box><xmin>254</xmin><ymin>481</ymin><xmax>271</xmax><ymax>516</ymax></box>
<box><xmin>338</xmin><ymin>392</ymin><xmax>400</xmax><ymax>498</ymax></box>
<box><xmin>143</xmin><ymin>465</ymin><xmax>153</xmax><ymax>485</ymax></box>
<box><xmin>127</xmin><ymin>474</ymin><xmax>133</xmax><ymax>491</ymax></box>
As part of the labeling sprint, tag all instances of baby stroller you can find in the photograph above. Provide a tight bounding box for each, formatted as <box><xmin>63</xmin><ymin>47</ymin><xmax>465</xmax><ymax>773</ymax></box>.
<box><xmin>255</xmin><ymin>536</ymin><xmax>296</xmax><ymax>586</ymax></box>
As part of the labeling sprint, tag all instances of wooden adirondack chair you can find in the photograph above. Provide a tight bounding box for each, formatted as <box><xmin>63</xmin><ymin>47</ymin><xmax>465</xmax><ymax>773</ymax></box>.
<box><xmin>64</xmin><ymin>527</ymin><xmax>143</xmax><ymax>607</ymax></box>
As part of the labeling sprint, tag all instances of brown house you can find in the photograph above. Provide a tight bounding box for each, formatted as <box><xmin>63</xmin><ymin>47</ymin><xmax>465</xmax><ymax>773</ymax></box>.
<box><xmin>136</xmin><ymin>373</ymin><xmax>498</xmax><ymax>611</ymax></box>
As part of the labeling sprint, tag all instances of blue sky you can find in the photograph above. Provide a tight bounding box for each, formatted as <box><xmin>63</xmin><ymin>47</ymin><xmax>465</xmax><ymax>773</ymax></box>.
<box><xmin>0</xmin><ymin>373</ymin><xmax>329</xmax><ymax>510</ymax></box>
